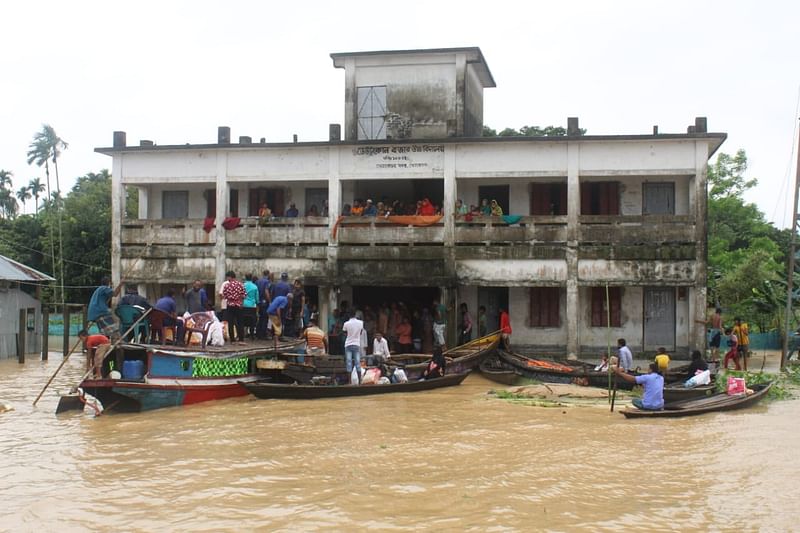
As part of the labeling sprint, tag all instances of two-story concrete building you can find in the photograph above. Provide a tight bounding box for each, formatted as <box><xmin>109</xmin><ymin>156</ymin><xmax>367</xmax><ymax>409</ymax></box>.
<box><xmin>98</xmin><ymin>47</ymin><xmax>725</xmax><ymax>357</ymax></box>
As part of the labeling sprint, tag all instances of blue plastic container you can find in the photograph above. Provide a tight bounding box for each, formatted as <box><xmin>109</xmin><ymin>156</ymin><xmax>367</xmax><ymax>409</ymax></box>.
<box><xmin>122</xmin><ymin>360</ymin><xmax>145</xmax><ymax>380</ymax></box>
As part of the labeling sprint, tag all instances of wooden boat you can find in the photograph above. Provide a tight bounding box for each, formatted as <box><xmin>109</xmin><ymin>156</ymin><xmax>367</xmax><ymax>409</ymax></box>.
<box><xmin>266</xmin><ymin>332</ymin><xmax>500</xmax><ymax>383</ymax></box>
<box><xmin>662</xmin><ymin>381</ymin><xmax>716</xmax><ymax>402</ymax></box>
<box><xmin>56</xmin><ymin>339</ymin><xmax>303</xmax><ymax>414</ymax></box>
<box><xmin>478</xmin><ymin>354</ymin><xmax>520</xmax><ymax>385</ymax></box>
<box><xmin>620</xmin><ymin>382</ymin><xmax>773</xmax><ymax>419</ymax></box>
<box><xmin>242</xmin><ymin>371</ymin><xmax>470</xmax><ymax>399</ymax></box>
<box><xmin>497</xmin><ymin>350</ymin><xmax>589</xmax><ymax>385</ymax></box>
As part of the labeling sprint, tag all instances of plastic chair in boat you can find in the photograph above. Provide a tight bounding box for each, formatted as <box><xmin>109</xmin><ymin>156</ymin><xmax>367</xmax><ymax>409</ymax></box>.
<box><xmin>148</xmin><ymin>308</ymin><xmax>178</xmax><ymax>345</ymax></box>
<box><xmin>185</xmin><ymin>312</ymin><xmax>214</xmax><ymax>348</ymax></box>
<box><xmin>115</xmin><ymin>304</ymin><xmax>149</xmax><ymax>342</ymax></box>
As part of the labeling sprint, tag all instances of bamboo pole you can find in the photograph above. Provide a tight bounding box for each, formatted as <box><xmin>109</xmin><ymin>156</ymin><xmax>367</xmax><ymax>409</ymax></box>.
<box><xmin>32</xmin><ymin>336</ymin><xmax>84</xmax><ymax>406</ymax></box>
<box><xmin>782</xmin><ymin>117</ymin><xmax>800</xmax><ymax>371</ymax></box>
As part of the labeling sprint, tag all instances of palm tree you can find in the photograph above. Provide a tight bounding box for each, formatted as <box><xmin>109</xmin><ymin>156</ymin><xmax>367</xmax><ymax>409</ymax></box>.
<box><xmin>16</xmin><ymin>186</ymin><xmax>31</xmax><ymax>214</ymax></box>
<box><xmin>0</xmin><ymin>188</ymin><xmax>18</xmax><ymax>219</ymax></box>
<box><xmin>28</xmin><ymin>177</ymin><xmax>45</xmax><ymax>215</ymax></box>
<box><xmin>0</xmin><ymin>169</ymin><xmax>12</xmax><ymax>189</ymax></box>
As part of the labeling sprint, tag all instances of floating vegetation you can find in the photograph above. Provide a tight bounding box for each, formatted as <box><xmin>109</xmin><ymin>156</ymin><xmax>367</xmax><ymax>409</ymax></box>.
<box><xmin>715</xmin><ymin>367</ymin><xmax>800</xmax><ymax>401</ymax></box>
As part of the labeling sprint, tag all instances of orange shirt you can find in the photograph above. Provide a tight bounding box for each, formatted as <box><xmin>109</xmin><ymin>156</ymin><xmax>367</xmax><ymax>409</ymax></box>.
<box><xmin>395</xmin><ymin>323</ymin><xmax>412</xmax><ymax>345</ymax></box>
<box><xmin>303</xmin><ymin>326</ymin><xmax>326</xmax><ymax>350</ymax></box>
<box><xmin>500</xmin><ymin>312</ymin><xmax>512</xmax><ymax>334</ymax></box>
<box><xmin>86</xmin><ymin>334</ymin><xmax>109</xmax><ymax>350</ymax></box>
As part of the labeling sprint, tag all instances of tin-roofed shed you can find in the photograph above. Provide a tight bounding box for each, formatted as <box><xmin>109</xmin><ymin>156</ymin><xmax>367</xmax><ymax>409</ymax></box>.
<box><xmin>0</xmin><ymin>255</ymin><xmax>54</xmax><ymax>360</ymax></box>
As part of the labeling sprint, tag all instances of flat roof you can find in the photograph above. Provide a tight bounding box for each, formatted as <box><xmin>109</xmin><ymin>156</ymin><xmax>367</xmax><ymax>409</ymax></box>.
<box><xmin>96</xmin><ymin>132</ymin><xmax>727</xmax><ymax>158</ymax></box>
<box><xmin>331</xmin><ymin>46</ymin><xmax>496</xmax><ymax>88</ymax></box>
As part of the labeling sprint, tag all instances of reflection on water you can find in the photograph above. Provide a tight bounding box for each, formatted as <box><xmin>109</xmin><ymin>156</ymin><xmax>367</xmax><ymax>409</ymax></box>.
<box><xmin>1</xmin><ymin>355</ymin><xmax>799</xmax><ymax>531</ymax></box>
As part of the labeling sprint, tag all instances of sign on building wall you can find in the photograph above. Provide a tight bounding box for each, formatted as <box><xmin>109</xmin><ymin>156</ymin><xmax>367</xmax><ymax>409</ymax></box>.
<box><xmin>348</xmin><ymin>144</ymin><xmax>445</xmax><ymax>175</ymax></box>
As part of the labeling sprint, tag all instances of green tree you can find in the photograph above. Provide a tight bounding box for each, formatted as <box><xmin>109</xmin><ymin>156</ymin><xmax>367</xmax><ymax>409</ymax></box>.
<box><xmin>16</xmin><ymin>186</ymin><xmax>31</xmax><ymax>214</ymax></box>
<box><xmin>483</xmin><ymin>124</ymin><xmax>586</xmax><ymax>137</ymax></box>
<box><xmin>707</xmin><ymin>149</ymin><xmax>788</xmax><ymax>331</ymax></box>
<box><xmin>28</xmin><ymin>177</ymin><xmax>45</xmax><ymax>215</ymax></box>
<box><xmin>0</xmin><ymin>169</ymin><xmax>12</xmax><ymax>189</ymax></box>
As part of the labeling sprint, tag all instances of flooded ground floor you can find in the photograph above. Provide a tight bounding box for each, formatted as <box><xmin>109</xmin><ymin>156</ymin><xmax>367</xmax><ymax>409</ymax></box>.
<box><xmin>1</xmin><ymin>352</ymin><xmax>799</xmax><ymax>531</ymax></box>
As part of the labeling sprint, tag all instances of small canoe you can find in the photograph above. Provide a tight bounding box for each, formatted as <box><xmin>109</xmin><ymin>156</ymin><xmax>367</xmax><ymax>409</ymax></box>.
<box><xmin>445</xmin><ymin>332</ymin><xmax>502</xmax><ymax>373</ymax></box>
<box><xmin>241</xmin><ymin>371</ymin><xmax>470</xmax><ymax>399</ymax></box>
<box><xmin>478</xmin><ymin>356</ymin><xmax>519</xmax><ymax>385</ymax></box>
<box><xmin>620</xmin><ymin>382</ymin><xmax>773</xmax><ymax>419</ymax></box>
<box><xmin>662</xmin><ymin>382</ymin><xmax>716</xmax><ymax>402</ymax></box>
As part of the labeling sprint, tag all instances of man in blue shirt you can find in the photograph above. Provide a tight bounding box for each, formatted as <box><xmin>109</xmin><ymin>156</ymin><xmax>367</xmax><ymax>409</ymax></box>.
<box><xmin>155</xmin><ymin>289</ymin><xmax>185</xmax><ymax>345</ymax></box>
<box><xmin>267</xmin><ymin>293</ymin><xmax>293</xmax><ymax>348</ymax></box>
<box><xmin>615</xmin><ymin>362</ymin><xmax>664</xmax><ymax>410</ymax></box>
<box><xmin>88</xmin><ymin>276</ymin><xmax>122</xmax><ymax>341</ymax></box>
<box><xmin>271</xmin><ymin>272</ymin><xmax>292</xmax><ymax>299</ymax></box>
<box><xmin>255</xmin><ymin>270</ymin><xmax>272</xmax><ymax>339</ymax></box>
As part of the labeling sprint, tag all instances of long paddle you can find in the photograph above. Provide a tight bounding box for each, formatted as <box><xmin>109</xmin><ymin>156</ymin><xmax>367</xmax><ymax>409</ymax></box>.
<box><xmin>68</xmin><ymin>308</ymin><xmax>152</xmax><ymax>393</ymax></box>
<box><xmin>32</xmin><ymin>336</ymin><xmax>86</xmax><ymax>406</ymax></box>
<box><xmin>610</xmin><ymin>370</ymin><xmax>618</xmax><ymax>412</ymax></box>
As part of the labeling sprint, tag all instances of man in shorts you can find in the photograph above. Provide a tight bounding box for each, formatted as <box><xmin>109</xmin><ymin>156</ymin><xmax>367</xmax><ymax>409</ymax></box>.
<box><xmin>267</xmin><ymin>293</ymin><xmax>292</xmax><ymax>348</ymax></box>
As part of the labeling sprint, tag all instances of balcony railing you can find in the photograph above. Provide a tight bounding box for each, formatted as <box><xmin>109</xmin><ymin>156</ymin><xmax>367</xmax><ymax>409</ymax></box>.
<box><xmin>121</xmin><ymin>214</ymin><xmax>695</xmax><ymax>248</ymax></box>
<box><xmin>579</xmin><ymin>215</ymin><xmax>696</xmax><ymax>243</ymax></box>
<box><xmin>336</xmin><ymin>216</ymin><xmax>444</xmax><ymax>245</ymax></box>
<box><xmin>455</xmin><ymin>215</ymin><xmax>567</xmax><ymax>244</ymax></box>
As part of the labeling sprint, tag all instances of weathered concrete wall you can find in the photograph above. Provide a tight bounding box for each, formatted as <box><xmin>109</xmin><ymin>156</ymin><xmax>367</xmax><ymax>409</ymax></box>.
<box><xmin>464</xmin><ymin>63</ymin><xmax>484</xmax><ymax>137</ymax></box>
<box><xmin>457</xmin><ymin>259</ymin><xmax>567</xmax><ymax>285</ymax></box>
<box><xmin>579</xmin><ymin>286</ymin><xmax>643</xmax><ymax>353</ymax></box>
<box><xmin>579</xmin><ymin>141</ymin><xmax>697</xmax><ymax>174</ymax></box>
<box><xmin>578</xmin><ymin>260</ymin><xmax>695</xmax><ymax>285</ymax></box>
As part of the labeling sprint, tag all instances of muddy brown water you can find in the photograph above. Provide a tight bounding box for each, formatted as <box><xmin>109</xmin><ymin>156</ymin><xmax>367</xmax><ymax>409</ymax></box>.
<box><xmin>1</xmin><ymin>354</ymin><xmax>799</xmax><ymax>532</ymax></box>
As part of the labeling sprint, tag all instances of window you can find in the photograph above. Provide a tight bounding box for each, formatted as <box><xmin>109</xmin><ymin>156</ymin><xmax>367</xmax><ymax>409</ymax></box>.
<box><xmin>591</xmin><ymin>286</ymin><xmax>621</xmax><ymax>327</ymax></box>
<box><xmin>162</xmin><ymin>190</ymin><xmax>189</xmax><ymax>219</ymax></box>
<box><xmin>204</xmin><ymin>189</ymin><xmax>240</xmax><ymax>217</ymax></box>
<box><xmin>580</xmin><ymin>182</ymin><xmax>619</xmax><ymax>215</ymax></box>
<box><xmin>357</xmin><ymin>86</ymin><xmax>387</xmax><ymax>140</ymax></box>
<box><xmin>248</xmin><ymin>188</ymin><xmax>285</xmax><ymax>216</ymax></box>
<box><xmin>530</xmin><ymin>287</ymin><xmax>560</xmax><ymax>327</ymax></box>
<box><xmin>643</xmin><ymin>182</ymin><xmax>675</xmax><ymax>215</ymax></box>
<box><xmin>530</xmin><ymin>183</ymin><xmax>567</xmax><ymax>215</ymax></box>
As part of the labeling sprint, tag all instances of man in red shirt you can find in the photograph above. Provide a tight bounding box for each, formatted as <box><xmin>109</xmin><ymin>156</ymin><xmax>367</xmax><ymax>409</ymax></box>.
<box><xmin>499</xmin><ymin>308</ymin><xmax>512</xmax><ymax>350</ymax></box>
<box><xmin>78</xmin><ymin>329</ymin><xmax>110</xmax><ymax>378</ymax></box>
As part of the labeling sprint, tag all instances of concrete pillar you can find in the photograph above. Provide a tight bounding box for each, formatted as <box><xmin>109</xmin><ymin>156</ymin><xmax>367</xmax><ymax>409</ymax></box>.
<box><xmin>111</xmin><ymin>156</ymin><xmax>124</xmax><ymax>288</ymax></box>
<box><xmin>454</xmin><ymin>53</ymin><xmax>467</xmax><ymax>137</ymax></box>
<box><xmin>692</xmin><ymin>140</ymin><xmax>710</xmax><ymax>350</ymax></box>
<box><xmin>214</xmin><ymin>152</ymin><xmax>228</xmax><ymax>308</ymax></box>
<box><xmin>137</xmin><ymin>186</ymin><xmax>148</xmax><ymax>220</ymax></box>
<box><xmin>327</xmin><ymin>147</ymin><xmax>341</xmax><ymax>286</ymax></box>
<box><xmin>343</xmin><ymin>58</ymin><xmax>357</xmax><ymax>141</ymax></box>
<box><xmin>443</xmin><ymin>146</ymin><xmax>456</xmax><ymax>246</ymax></box>
<box><xmin>319</xmin><ymin>286</ymin><xmax>332</xmax><ymax>340</ymax></box>
<box><xmin>566</xmin><ymin>142</ymin><xmax>581</xmax><ymax>356</ymax></box>
<box><xmin>439</xmin><ymin>285</ymin><xmax>457</xmax><ymax>348</ymax></box>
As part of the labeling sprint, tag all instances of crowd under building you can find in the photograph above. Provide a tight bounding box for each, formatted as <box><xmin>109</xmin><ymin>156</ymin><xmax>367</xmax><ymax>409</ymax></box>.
<box><xmin>97</xmin><ymin>46</ymin><xmax>726</xmax><ymax>357</ymax></box>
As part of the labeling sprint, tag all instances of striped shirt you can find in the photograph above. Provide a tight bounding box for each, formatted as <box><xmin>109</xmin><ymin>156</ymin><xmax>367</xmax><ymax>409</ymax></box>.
<box><xmin>303</xmin><ymin>326</ymin><xmax>326</xmax><ymax>350</ymax></box>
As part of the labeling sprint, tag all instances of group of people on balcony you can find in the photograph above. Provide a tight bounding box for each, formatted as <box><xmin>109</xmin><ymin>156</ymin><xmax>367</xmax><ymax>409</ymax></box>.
<box><xmin>455</xmin><ymin>198</ymin><xmax>504</xmax><ymax>217</ymax></box>
<box><xmin>342</xmin><ymin>197</ymin><xmax>441</xmax><ymax>217</ymax></box>
<box><xmin>258</xmin><ymin>200</ymin><xmax>330</xmax><ymax>220</ymax></box>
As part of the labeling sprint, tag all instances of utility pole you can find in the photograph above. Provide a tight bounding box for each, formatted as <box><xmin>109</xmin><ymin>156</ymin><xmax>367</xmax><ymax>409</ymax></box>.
<box><xmin>782</xmin><ymin>118</ymin><xmax>800</xmax><ymax>370</ymax></box>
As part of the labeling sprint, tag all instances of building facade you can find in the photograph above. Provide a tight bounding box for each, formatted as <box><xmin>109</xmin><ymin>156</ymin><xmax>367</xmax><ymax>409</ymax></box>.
<box><xmin>99</xmin><ymin>47</ymin><xmax>725</xmax><ymax>357</ymax></box>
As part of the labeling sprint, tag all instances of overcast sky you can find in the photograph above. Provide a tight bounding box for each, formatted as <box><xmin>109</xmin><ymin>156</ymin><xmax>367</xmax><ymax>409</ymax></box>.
<box><xmin>1</xmin><ymin>0</ymin><xmax>798</xmax><ymax>226</ymax></box>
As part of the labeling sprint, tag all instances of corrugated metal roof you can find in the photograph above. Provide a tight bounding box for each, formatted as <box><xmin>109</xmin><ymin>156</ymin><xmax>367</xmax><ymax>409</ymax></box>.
<box><xmin>0</xmin><ymin>255</ymin><xmax>55</xmax><ymax>282</ymax></box>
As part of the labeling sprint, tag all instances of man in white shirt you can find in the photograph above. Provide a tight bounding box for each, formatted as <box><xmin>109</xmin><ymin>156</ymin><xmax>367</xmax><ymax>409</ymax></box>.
<box><xmin>617</xmin><ymin>338</ymin><xmax>633</xmax><ymax>372</ymax></box>
<box><xmin>371</xmin><ymin>331</ymin><xmax>391</xmax><ymax>365</ymax></box>
<box><xmin>343</xmin><ymin>313</ymin><xmax>364</xmax><ymax>373</ymax></box>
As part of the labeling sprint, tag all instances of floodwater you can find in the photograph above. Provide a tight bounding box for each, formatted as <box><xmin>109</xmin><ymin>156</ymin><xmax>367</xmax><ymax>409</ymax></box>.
<box><xmin>1</xmin><ymin>353</ymin><xmax>799</xmax><ymax>532</ymax></box>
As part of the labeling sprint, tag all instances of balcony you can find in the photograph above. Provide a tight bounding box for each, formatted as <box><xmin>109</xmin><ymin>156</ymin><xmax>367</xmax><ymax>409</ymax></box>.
<box><xmin>336</xmin><ymin>216</ymin><xmax>444</xmax><ymax>245</ymax></box>
<box><xmin>455</xmin><ymin>216</ymin><xmax>567</xmax><ymax>244</ymax></box>
<box><xmin>121</xmin><ymin>219</ymin><xmax>215</xmax><ymax>246</ymax></box>
<box><xmin>579</xmin><ymin>215</ymin><xmax>696</xmax><ymax>244</ymax></box>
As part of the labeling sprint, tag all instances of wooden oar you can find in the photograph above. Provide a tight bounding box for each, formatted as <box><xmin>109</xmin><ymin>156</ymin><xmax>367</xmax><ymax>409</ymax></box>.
<box><xmin>610</xmin><ymin>371</ymin><xmax>619</xmax><ymax>412</ymax></box>
<box><xmin>69</xmin><ymin>308</ymin><xmax>152</xmax><ymax>393</ymax></box>
<box><xmin>32</xmin><ymin>336</ymin><xmax>86</xmax><ymax>406</ymax></box>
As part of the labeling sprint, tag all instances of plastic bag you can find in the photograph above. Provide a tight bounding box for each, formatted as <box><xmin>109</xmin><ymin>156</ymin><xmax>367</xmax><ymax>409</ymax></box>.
<box><xmin>727</xmin><ymin>376</ymin><xmax>746</xmax><ymax>395</ymax></box>
<box><xmin>393</xmin><ymin>368</ymin><xmax>408</xmax><ymax>383</ymax></box>
<box><xmin>377</xmin><ymin>377</ymin><xmax>391</xmax><ymax>385</ymax></box>
<box><xmin>685</xmin><ymin>369</ymin><xmax>711</xmax><ymax>388</ymax></box>
<box><xmin>350</xmin><ymin>367</ymin><xmax>360</xmax><ymax>385</ymax></box>
<box><xmin>361</xmin><ymin>368</ymin><xmax>381</xmax><ymax>385</ymax></box>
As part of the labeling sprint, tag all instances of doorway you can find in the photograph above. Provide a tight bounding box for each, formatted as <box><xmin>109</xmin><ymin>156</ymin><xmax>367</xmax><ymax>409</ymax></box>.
<box><xmin>643</xmin><ymin>287</ymin><xmax>676</xmax><ymax>351</ymax></box>
<box><xmin>351</xmin><ymin>286</ymin><xmax>440</xmax><ymax>311</ymax></box>
<box><xmin>478</xmin><ymin>185</ymin><xmax>510</xmax><ymax>215</ymax></box>
<box><xmin>477</xmin><ymin>287</ymin><xmax>509</xmax><ymax>333</ymax></box>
